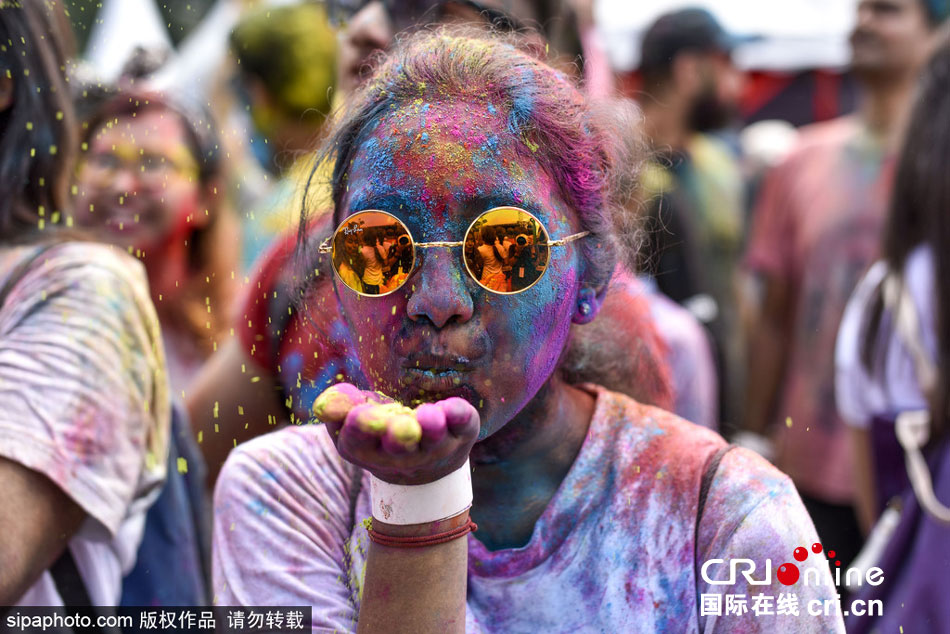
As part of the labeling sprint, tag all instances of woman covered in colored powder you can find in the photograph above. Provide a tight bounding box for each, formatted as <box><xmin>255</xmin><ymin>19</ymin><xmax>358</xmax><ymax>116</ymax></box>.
<box><xmin>73</xmin><ymin>81</ymin><xmax>237</xmax><ymax>395</ymax></box>
<box><xmin>211</xmin><ymin>31</ymin><xmax>843</xmax><ymax>632</ymax></box>
<box><xmin>187</xmin><ymin>0</ymin><xmax>676</xmax><ymax>489</ymax></box>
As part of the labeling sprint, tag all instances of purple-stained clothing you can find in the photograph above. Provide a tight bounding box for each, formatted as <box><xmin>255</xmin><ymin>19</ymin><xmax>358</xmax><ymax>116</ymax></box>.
<box><xmin>630</xmin><ymin>274</ymin><xmax>719</xmax><ymax>429</ymax></box>
<box><xmin>212</xmin><ymin>386</ymin><xmax>842</xmax><ymax>632</ymax></box>
<box><xmin>745</xmin><ymin>116</ymin><xmax>894</xmax><ymax>504</ymax></box>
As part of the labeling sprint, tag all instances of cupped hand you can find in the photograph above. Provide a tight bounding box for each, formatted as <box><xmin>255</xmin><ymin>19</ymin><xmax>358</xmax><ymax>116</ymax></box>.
<box><xmin>312</xmin><ymin>383</ymin><xmax>479</xmax><ymax>485</ymax></box>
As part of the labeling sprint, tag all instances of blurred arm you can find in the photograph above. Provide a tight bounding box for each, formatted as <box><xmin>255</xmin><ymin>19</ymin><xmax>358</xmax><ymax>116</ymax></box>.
<box><xmin>186</xmin><ymin>338</ymin><xmax>286</xmax><ymax>488</ymax></box>
<box><xmin>743</xmin><ymin>274</ymin><xmax>792</xmax><ymax>435</ymax></box>
<box><xmin>851</xmin><ymin>427</ymin><xmax>878</xmax><ymax>535</ymax></box>
<box><xmin>0</xmin><ymin>458</ymin><xmax>85</xmax><ymax>604</ymax></box>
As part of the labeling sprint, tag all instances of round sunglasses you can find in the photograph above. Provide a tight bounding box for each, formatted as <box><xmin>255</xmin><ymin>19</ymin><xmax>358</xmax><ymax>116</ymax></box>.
<box><xmin>319</xmin><ymin>207</ymin><xmax>589</xmax><ymax>297</ymax></box>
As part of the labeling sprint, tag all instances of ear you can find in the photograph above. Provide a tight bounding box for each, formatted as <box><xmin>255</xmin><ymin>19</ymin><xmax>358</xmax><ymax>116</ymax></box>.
<box><xmin>0</xmin><ymin>73</ymin><xmax>14</xmax><ymax>112</ymax></box>
<box><xmin>572</xmin><ymin>284</ymin><xmax>608</xmax><ymax>325</ymax></box>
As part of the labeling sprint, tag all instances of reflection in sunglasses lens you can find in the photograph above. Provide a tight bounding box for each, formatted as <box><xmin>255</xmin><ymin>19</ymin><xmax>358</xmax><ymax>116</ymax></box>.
<box><xmin>463</xmin><ymin>207</ymin><xmax>549</xmax><ymax>294</ymax></box>
<box><xmin>331</xmin><ymin>211</ymin><xmax>414</xmax><ymax>296</ymax></box>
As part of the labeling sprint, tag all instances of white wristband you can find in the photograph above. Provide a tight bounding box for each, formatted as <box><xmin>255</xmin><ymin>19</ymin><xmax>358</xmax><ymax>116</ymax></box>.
<box><xmin>370</xmin><ymin>459</ymin><xmax>473</xmax><ymax>525</ymax></box>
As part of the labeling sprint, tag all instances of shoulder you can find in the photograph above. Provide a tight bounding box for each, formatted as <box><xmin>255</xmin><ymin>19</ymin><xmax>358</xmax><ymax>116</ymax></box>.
<box><xmin>781</xmin><ymin>116</ymin><xmax>858</xmax><ymax>165</ymax></box>
<box><xmin>591</xmin><ymin>386</ymin><xmax>724</xmax><ymax>473</ymax></box>
<box><xmin>704</xmin><ymin>446</ymin><xmax>799</xmax><ymax>526</ymax></box>
<box><xmin>594</xmin><ymin>387</ymin><xmax>793</xmax><ymax>512</ymax></box>
<box><xmin>17</xmin><ymin>241</ymin><xmax>149</xmax><ymax>297</ymax></box>
<box><xmin>0</xmin><ymin>241</ymin><xmax>157</xmax><ymax>343</ymax></box>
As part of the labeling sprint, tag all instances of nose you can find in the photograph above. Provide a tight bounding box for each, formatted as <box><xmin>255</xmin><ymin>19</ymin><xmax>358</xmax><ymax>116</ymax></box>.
<box><xmin>110</xmin><ymin>165</ymin><xmax>140</xmax><ymax>194</ymax></box>
<box><xmin>406</xmin><ymin>249</ymin><xmax>474</xmax><ymax>329</ymax></box>
<box><xmin>855</xmin><ymin>3</ymin><xmax>875</xmax><ymax>30</ymax></box>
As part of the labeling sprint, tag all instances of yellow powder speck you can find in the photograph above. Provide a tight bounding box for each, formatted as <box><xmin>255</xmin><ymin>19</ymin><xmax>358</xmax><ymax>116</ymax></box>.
<box><xmin>177</xmin><ymin>457</ymin><xmax>188</xmax><ymax>474</ymax></box>
<box><xmin>213</xmin><ymin>401</ymin><xmax>219</xmax><ymax>418</ymax></box>
<box><xmin>786</xmin><ymin>416</ymin><xmax>793</xmax><ymax>428</ymax></box>
<box><xmin>251</xmin><ymin>376</ymin><xmax>261</xmax><ymax>383</ymax></box>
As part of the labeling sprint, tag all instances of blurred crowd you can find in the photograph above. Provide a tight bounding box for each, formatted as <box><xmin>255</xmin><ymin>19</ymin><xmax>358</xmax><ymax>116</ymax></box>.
<box><xmin>2</xmin><ymin>0</ymin><xmax>950</xmax><ymax>631</ymax></box>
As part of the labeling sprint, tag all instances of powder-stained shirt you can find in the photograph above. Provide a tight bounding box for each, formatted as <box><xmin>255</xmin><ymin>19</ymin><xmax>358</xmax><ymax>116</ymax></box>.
<box><xmin>745</xmin><ymin>116</ymin><xmax>894</xmax><ymax>504</ymax></box>
<box><xmin>0</xmin><ymin>242</ymin><xmax>170</xmax><ymax>605</ymax></box>
<box><xmin>212</xmin><ymin>386</ymin><xmax>844</xmax><ymax>633</ymax></box>
<box><xmin>836</xmin><ymin>246</ymin><xmax>935</xmax><ymax>430</ymax></box>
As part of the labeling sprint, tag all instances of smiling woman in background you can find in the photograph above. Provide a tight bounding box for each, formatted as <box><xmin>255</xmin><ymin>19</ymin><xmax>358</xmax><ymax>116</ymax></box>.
<box><xmin>73</xmin><ymin>85</ymin><xmax>237</xmax><ymax>394</ymax></box>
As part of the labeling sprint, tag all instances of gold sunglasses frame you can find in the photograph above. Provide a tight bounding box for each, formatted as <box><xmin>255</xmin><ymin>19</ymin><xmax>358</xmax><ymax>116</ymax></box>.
<box><xmin>318</xmin><ymin>206</ymin><xmax>589</xmax><ymax>297</ymax></box>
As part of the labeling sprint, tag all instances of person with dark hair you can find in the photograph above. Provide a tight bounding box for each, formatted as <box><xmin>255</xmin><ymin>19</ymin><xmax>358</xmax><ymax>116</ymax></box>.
<box><xmin>74</xmin><ymin>88</ymin><xmax>237</xmax><ymax>393</ymax></box>
<box><xmin>0</xmin><ymin>0</ymin><xmax>169</xmax><ymax>606</ymax></box>
<box><xmin>835</xmin><ymin>28</ymin><xmax>950</xmax><ymax>632</ymax></box>
<box><xmin>209</xmin><ymin>29</ymin><xmax>841</xmax><ymax>631</ymax></box>
<box><xmin>476</xmin><ymin>224</ymin><xmax>508</xmax><ymax>292</ymax></box>
<box><xmin>636</xmin><ymin>7</ymin><xmax>748</xmax><ymax>430</ymax></box>
<box><xmin>741</xmin><ymin>0</ymin><xmax>947</xmax><ymax>570</ymax></box>
<box><xmin>836</xmin><ymin>24</ymin><xmax>950</xmax><ymax>538</ymax></box>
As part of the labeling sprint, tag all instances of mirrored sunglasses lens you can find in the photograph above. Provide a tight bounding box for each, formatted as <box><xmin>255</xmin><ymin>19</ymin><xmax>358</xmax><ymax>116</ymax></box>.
<box><xmin>463</xmin><ymin>208</ymin><xmax>549</xmax><ymax>294</ymax></box>
<box><xmin>331</xmin><ymin>211</ymin><xmax>413</xmax><ymax>296</ymax></box>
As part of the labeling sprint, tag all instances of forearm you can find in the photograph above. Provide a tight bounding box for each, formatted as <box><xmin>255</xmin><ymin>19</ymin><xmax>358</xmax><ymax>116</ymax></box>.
<box><xmin>744</xmin><ymin>320</ymin><xmax>788</xmax><ymax>433</ymax></box>
<box><xmin>743</xmin><ymin>277</ymin><xmax>792</xmax><ymax>434</ymax></box>
<box><xmin>186</xmin><ymin>339</ymin><xmax>287</xmax><ymax>487</ymax></box>
<box><xmin>0</xmin><ymin>458</ymin><xmax>84</xmax><ymax>604</ymax></box>
<box><xmin>851</xmin><ymin>428</ymin><xmax>878</xmax><ymax>535</ymax></box>
<box><xmin>358</xmin><ymin>512</ymin><xmax>469</xmax><ymax>634</ymax></box>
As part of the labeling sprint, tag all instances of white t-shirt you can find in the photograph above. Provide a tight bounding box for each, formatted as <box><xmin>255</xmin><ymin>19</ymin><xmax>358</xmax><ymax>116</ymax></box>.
<box><xmin>212</xmin><ymin>386</ymin><xmax>843</xmax><ymax>632</ymax></box>
<box><xmin>477</xmin><ymin>243</ymin><xmax>503</xmax><ymax>279</ymax></box>
<box><xmin>835</xmin><ymin>245</ymin><xmax>936</xmax><ymax>428</ymax></box>
<box><xmin>359</xmin><ymin>245</ymin><xmax>384</xmax><ymax>286</ymax></box>
<box><xmin>0</xmin><ymin>242</ymin><xmax>170</xmax><ymax>606</ymax></box>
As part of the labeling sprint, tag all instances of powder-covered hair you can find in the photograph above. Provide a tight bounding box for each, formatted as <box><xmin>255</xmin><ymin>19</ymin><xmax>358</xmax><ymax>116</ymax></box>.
<box><xmin>299</xmin><ymin>28</ymin><xmax>641</xmax><ymax>292</ymax></box>
<box><xmin>293</xmin><ymin>29</ymin><xmax>657</xmax><ymax>401</ymax></box>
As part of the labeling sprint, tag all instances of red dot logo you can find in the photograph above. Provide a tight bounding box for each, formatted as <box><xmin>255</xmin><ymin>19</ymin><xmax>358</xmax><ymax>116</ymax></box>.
<box><xmin>793</xmin><ymin>547</ymin><xmax>808</xmax><ymax>562</ymax></box>
<box><xmin>812</xmin><ymin>542</ymin><xmax>823</xmax><ymax>554</ymax></box>
<box><xmin>827</xmin><ymin>550</ymin><xmax>836</xmax><ymax>559</ymax></box>
<box><xmin>777</xmin><ymin>563</ymin><xmax>800</xmax><ymax>585</ymax></box>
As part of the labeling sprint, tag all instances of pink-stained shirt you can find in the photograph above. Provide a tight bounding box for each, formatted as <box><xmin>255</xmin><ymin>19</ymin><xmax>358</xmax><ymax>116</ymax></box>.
<box><xmin>212</xmin><ymin>386</ymin><xmax>843</xmax><ymax>632</ymax></box>
<box><xmin>745</xmin><ymin>116</ymin><xmax>894</xmax><ymax>504</ymax></box>
<box><xmin>0</xmin><ymin>242</ymin><xmax>170</xmax><ymax>605</ymax></box>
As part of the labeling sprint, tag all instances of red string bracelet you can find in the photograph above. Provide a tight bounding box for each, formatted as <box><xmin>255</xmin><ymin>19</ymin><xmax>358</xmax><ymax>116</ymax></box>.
<box><xmin>368</xmin><ymin>517</ymin><xmax>478</xmax><ymax>548</ymax></box>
